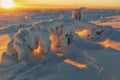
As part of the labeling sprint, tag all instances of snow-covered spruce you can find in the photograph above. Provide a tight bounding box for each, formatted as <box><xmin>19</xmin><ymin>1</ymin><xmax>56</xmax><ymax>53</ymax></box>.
<box><xmin>6</xmin><ymin>27</ymin><xmax>50</xmax><ymax>61</ymax></box>
<box><xmin>72</xmin><ymin>8</ymin><xmax>84</xmax><ymax>20</ymax></box>
<box><xmin>32</xmin><ymin>19</ymin><xmax>78</xmax><ymax>50</ymax></box>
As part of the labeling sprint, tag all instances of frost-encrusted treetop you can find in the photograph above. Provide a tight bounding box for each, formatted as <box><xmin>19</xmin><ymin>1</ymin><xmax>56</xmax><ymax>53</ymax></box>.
<box><xmin>72</xmin><ymin>7</ymin><xmax>85</xmax><ymax>20</ymax></box>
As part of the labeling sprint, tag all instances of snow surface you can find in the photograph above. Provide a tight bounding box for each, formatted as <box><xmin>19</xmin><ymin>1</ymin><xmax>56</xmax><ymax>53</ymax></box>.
<box><xmin>0</xmin><ymin>9</ymin><xmax>120</xmax><ymax>80</ymax></box>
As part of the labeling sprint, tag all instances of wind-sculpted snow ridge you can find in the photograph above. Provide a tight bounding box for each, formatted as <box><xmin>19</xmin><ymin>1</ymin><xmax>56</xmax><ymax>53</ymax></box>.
<box><xmin>0</xmin><ymin>24</ymin><xmax>30</xmax><ymax>36</ymax></box>
<box><xmin>1</xmin><ymin>19</ymin><xmax>113</xmax><ymax>64</ymax></box>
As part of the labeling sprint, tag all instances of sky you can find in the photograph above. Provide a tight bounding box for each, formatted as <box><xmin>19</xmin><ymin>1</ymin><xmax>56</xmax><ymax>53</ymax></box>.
<box><xmin>1</xmin><ymin>0</ymin><xmax>120</xmax><ymax>9</ymax></box>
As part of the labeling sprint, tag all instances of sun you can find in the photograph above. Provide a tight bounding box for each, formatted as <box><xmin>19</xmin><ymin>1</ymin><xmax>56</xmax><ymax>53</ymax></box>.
<box><xmin>0</xmin><ymin>0</ymin><xmax>15</xmax><ymax>9</ymax></box>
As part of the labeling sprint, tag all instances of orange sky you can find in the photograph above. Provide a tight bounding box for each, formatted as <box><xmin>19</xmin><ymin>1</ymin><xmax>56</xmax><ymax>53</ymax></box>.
<box><xmin>0</xmin><ymin>0</ymin><xmax>120</xmax><ymax>9</ymax></box>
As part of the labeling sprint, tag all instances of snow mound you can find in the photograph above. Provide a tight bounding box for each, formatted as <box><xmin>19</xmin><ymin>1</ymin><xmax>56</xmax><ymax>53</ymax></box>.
<box><xmin>76</xmin><ymin>26</ymin><xmax>113</xmax><ymax>42</ymax></box>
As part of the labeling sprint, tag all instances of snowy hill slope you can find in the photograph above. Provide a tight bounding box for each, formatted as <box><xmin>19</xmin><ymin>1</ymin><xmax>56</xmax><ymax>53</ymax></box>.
<box><xmin>0</xmin><ymin>10</ymin><xmax>120</xmax><ymax>80</ymax></box>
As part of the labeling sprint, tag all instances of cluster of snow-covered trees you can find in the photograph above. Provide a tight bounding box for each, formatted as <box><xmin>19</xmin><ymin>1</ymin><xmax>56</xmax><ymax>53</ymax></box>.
<box><xmin>3</xmin><ymin>9</ymin><xmax>111</xmax><ymax>62</ymax></box>
<box><xmin>5</xmin><ymin>20</ymin><xmax>76</xmax><ymax>61</ymax></box>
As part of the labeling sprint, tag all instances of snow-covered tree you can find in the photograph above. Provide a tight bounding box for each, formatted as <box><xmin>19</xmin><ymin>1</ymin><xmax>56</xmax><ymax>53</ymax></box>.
<box><xmin>72</xmin><ymin>7</ymin><xmax>85</xmax><ymax>20</ymax></box>
<box><xmin>59</xmin><ymin>14</ymin><xmax>64</xmax><ymax>19</ymax></box>
<box><xmin>6</xmin><ymin>27</ymin><xmax>50</xmax><ymax>61</ymax></box>
<box><xmin>50</xmin><ymin>24</ymin><xmax>65</xmax><ymax>51</ymax></box>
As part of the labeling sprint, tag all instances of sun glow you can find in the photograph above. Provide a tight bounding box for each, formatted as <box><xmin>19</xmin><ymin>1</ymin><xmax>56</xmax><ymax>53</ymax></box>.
<box><xmin>64</xmin><ymin>59</ymin><xmax>88</xmax><ymax>69</ymax></box>
<box><xmin>0</xmin><ymin>34</ymin><xmax>10</xmax><ymax>63</ymax></box>
<box><xmin>31</xmin><ymin>43</ymin><xmax>46</xmax><ymax>59</ymax></box>
<box><xmin>99</xmin><ymin>39</ymin><xmax>120</xmax><ymax>51</ymax></box>
<box><xmin>0</xmin><ymin>0</ymin><xmax>15</xmax><ymax>9</ymax></box>
<box><xmin>75</xmin><ymin>29</ymin><xmax>92</xmax><ymax>39</ymax></box>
